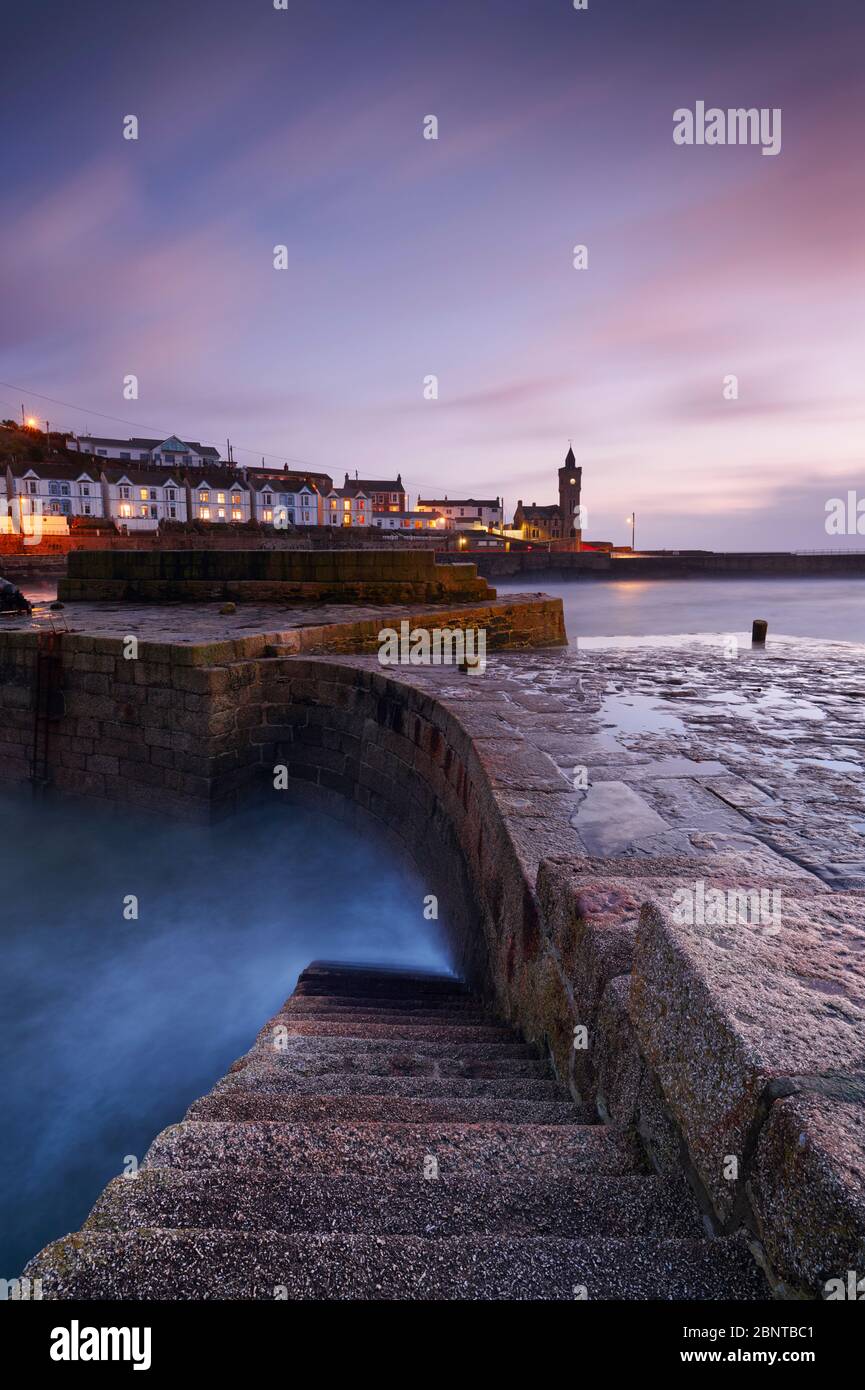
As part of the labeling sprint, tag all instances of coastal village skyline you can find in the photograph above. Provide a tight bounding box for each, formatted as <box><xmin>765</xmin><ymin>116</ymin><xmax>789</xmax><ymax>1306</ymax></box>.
<box><xmin>4</xmin><ymin>0</ymin><xmax>863</xmax><ymax>554</ymax></box>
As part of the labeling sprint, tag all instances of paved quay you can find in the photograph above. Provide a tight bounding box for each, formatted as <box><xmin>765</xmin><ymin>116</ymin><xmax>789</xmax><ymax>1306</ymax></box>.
<box><xmin>317</xmin><ymin>631</ymin><xmax>865</xmax><ymax>891</ymax></box>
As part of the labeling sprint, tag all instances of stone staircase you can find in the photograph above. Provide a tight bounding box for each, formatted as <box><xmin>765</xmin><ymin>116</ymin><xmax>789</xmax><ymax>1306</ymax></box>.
<box><xmin>25</xmin><ymin>961</ymin><xmax>766</xmax><ymax>1300</ymax></box>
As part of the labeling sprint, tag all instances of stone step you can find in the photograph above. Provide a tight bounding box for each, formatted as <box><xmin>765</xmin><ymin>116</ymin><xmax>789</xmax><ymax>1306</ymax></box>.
<box><xmin>282</xmin><ymin>995</ymin><xmax>491</xmax><ymax>1017</ymax></box>
<box><xmin>26</xmin><ymin>1231</ymin><xmax>765</xmax><ymax>1300</ymax></box>
<box><xmin>229</xmin><ymin>1049</ymin><xmax>552</xmax><ymax>1080</ymax></box>
<box><xmin>142</xmin><ymin>1120</ymin><xmax>642</xmax><ymax>1179</ymax></box>
<box><xmin>85</xmin><ymin>1169</ymin><xmax>705</xmax><ymax>1240</ymax></box>
<box><xmin>185</xmin><ymin>1090</ymin><xmax>591</xmax><ymax>1126</ymax></box>
<box><xmin>209</xmin><ymin>1069</ymin><xmax>572</xmax><ymax>1102</ymax></box>
<box><xmin>295</xmin><ymin>964</ymin><xmax>470</xmax><ymax>1001</ymax></box>
<box><xmin>245</xmin><ymin>1034</ymin><xmax>540</xmax><ymax>1062</ymax></box>
<box><xmin>256</xmin><ymin>1017</ymin><xmax>521</xmax><ymax>1044</ymax></box>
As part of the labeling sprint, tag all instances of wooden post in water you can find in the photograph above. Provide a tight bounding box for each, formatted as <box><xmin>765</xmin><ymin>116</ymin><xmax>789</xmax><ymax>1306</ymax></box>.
<box><xmin>752</xmin><ymin>618</ymin><xmax>768</xmax><ymax>644</ymax></box>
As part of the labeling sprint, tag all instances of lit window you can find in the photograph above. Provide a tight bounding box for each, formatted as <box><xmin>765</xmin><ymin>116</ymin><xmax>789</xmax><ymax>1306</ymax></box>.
<box><xmin>217</xmin><ymin>493</ymin><xmax>225</xmax><ymax>504</ymax></box>
<box><xmin>119</xmin><ymin>504</ymin><xmax>132</xmax><ymax>518</ymax></box>
<box><xmin>200</xmin><ymin>492</ymin><xmax>210</xmax><ymax>503</ymax></box>
<box><xmin>263</xmin><ymin>508</ymin><xmax>273</xmax><ymax>522</ymax></box>
<box><xmin>343</xmin><ymin>499</ymin><xmax>351</xmax><ymax>510</ymax></box>
<box><xmin>139</xmin><ymin>505</ymin><xmax>147</xmax><ymax>516</ymax></box>
<box><xmin>217</xmin><ymin>508</ymin><xmax>225</xmax><ymax>519</ymax></box>
<box><xmin>200</xmin><ymin>507</ymin><xmax>210</xmax><ymax>520</ymax></box>
<box><xmin>140</xmin><ymin>489</ymin><xmax>148</xmax><ymax>500</ymax></box>
<box><xmin>231</xmin><ymin>509</ymin><xmax>242</xmax><ymax>521</ymax></box>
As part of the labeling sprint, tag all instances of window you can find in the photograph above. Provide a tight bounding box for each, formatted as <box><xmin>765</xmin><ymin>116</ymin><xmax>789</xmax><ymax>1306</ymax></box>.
<box><xmin>28</xmin><ymin>481</ymin><xmax>37</xmax><ymax>494</ymax></box>
<box><xmin>200</xmin><ymin>507</ymin><xmax>211</xmax><ymax>520</ymax></box>
<box><xmin>263</xmin><ymin>508</ymin><xmax>273</xmax><ymax>522</ymax></box>
<box><xmin>217</xmin><ymin>508</ymin><xmax>225</xmax><ymax>519</ymax></box>
<box><xmin>217</xmin><ymin>493</ymin><xmax>225</xmax><ymax>504</ymax></box>
<box><xmin>149</xmin><ymin>489</ymin><xmax>157</xmax><ymax>500</ymax></box>
<box><xmin>200</xmin><ymin>491</ymin><xmax>210</xmax><ymax>503</ymax></box>
<box><xmin>231</xmin><ymin>509</ymin><xmax>242</xmax><ymax>522</ymax></box>
<box><xmin>97</xmin><ymin>449</ymin><xmax>107</xmax><ymax>456</ymax></box>
<box><xmin>169</xmin><ymin>506</ymin><xmax>177</xmax><ymax>518</ymax></box>
<box><xmin>262</xmin><ymin>493</ymin><xmax>272</xmax><ymax>505</ymax></box>
<box><xmin>81</xmin><ymin>485</ymin><xmax>90</xmax><ymax>496</ymax></box>
<box><xmin>139</xmin><ymin>505</ymin><xmax>147</xmax><ymax>517</ymax></box>
<box><xmin>166</xmin><ymin>489</ymin><xmax>175</xmax><ymax>500</ymax></box>
<box><xmin>150</xmin><ymin>506</ymin><xmax>158</xmax><ymax>518</ymax></box>
<box><xmin>119</xmin><ymin>503</ymin><xmax>132</xmax><ymax>518</ymax></box>
<box><xmin>140</xmin><ymin>489</ymin><xmax>148</xmax><ymax>500</ymax></box>
<box><xmin>120</xmin><ymin>453</ymin><xmax>130</xmax><ymax>461</ymax></box>
<box><xmin>120</xmin><ymin>486</ymin><xmax>130</xmax><ymax>499</ymax></box>
<box><xmin>83</xmin><ymin>504</ymin><xmax>91</xmax><ymax>515</ymax></box>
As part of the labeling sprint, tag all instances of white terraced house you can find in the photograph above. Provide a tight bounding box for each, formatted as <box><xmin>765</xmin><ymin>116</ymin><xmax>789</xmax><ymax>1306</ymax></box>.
<box><xmin>4</xmin><ymin>460</ymin><xmax>105</xmax><ymax>528</ymax></box>
<box><xmin>188</xmin><ymin>473</ymin><xmax>251</xmax><ymax>525</ymax></box>
<box><xmin>325</xmin><ymin>484</ymin><xmax>371</xmax><ymax>527</ymax></box>
<box><xmin>415</xmin><ymin>496</ymin><xmax>503</xmax><ymax>530</ymax></box>
<box><xmin>66</xmin><ymin>433</ymin><xmax>222</xmax><ymax>468</ymax></box>
<box><xmin>247</xmin><ymin>475</ymin><xmax>321</xmax><ymax>527</ymax></box>
<box><xmin>270</xmin><ymin>482</ymin><xmax>320</xmax><ymax>528</ymax></box>
<box><xmin>106</xmin><ymin>469</ymin><xmax>187</xmax><ymax>530</ymax></box>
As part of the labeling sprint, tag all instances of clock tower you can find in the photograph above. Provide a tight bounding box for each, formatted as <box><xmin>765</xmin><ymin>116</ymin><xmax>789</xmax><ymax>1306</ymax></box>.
<box><xmin>558</xmin><ymin>444</ymin><xmax>582</xmax><ymax>544</ymax></box>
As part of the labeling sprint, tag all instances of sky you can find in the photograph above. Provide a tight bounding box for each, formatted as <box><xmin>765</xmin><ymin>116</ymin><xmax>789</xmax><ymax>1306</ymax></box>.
<box><xmin>1</xmin><ymin>0</ymin><xmax>863</xmax><ymax>550</ymax></box>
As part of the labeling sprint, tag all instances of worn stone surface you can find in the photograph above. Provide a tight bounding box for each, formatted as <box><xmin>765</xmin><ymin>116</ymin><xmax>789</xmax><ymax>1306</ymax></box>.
<box><xmin>629</xmin><ymin>898</ymin><xmax>865</xmax><ymax>1234</ymax></box>
<box><xmin>750</xmin><ymin>1094</ymin><xmax>865</xmax><ymax>1297</ymax></box>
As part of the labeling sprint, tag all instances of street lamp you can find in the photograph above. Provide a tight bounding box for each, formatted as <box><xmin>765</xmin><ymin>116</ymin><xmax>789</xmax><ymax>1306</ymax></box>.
<box><xmin>625</xmin><ymin>513</ymin><xmax>635</xmax><ymax>550</ymax></box>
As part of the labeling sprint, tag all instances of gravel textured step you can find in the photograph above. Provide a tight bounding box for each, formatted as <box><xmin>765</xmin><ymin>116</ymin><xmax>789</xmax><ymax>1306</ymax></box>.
<box><xmin>142</xmin><ymin>1120</ymin><xmax>642</xmax><ymax>1178</ymax></box>
<box><xmin>208</xmin><ymin>1069</ymin><xmax>573</xmax><ymax>1102</ymax></box>
<box><xmin>283</xmin><ymin>996</ymin><xmax>493</xmax><ymax>1018</ymax></box>
<box><xmin>231</xmin><ymin>1048</ymin><xmax>551</xmax><ymax>1080</ymax></box>
<box><xmin>85</xmin><ymin>1169</ymin><xmax>705</xmax><ymax>1240</ymax></box>
<box><xmin>186</xmin><ymin>1090</ymin><xmax>591</xmax><ymax>1125</ymax></box>
<box><xmin>295</xmin><ymin>963</ymin><xmax>470</xmax><ymax>1001</ymax></box>
<box><xmin>256</xmin><ymin>1018</ymin><xmax>521</xmax><ymax>1044</ymax></box>
<box><xmin>26</xmin><ymin>1230</ymin><xmax>765</xmax><ymax>1300</ymax></box>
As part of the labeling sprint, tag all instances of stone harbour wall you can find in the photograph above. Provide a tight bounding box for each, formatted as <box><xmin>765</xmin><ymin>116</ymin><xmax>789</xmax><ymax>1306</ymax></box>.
<box><xmin>58</xmin><ymin>547</ymin><xmax>496</xmax><ymax>605</ymax></box>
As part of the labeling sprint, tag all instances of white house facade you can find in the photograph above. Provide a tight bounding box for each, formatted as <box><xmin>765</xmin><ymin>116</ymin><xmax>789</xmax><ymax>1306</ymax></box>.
<box><xmin>66</xmin><ymin>434</ymin><xmax>221</xmax><ymax>468</ymax></box>
<box><xmin>188</xmin><ymin>472</ymin><xmax>251</xmax><ymax>525</ymax></box>
<box><xmin>326</xmin><ymin>485</ymin><xmax>371</xmax><ymax>527</ymax></box>
<box><xmin>105</xmin><ymin>469</ymin><xmax>187</xmax><ymax>530</ymax></box>
<box><xmin>416</xmin><ymin>496</ymin><xmax>503</xmax><ymax>530</ymax></box>
<box><xmin>371</xmin><ymin>509</ymin><xmax>446</xmax><ymax>532</ymax></box>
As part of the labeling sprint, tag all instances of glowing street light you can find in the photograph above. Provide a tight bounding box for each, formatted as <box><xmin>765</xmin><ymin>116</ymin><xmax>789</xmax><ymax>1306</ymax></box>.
<box><xmin>26</xmin><ymin>416</ymin><xmax>38</xmax><ymax>429</ymax></box>
<box><xmin>625</xmin><ymin>513</ymin><xmax>635</xmax><ymax>549</ymax></box>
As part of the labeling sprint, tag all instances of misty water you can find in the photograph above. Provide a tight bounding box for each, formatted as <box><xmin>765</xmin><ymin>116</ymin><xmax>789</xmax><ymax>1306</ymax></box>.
<box><xmin>0</xmin><ymin>796</ymin><xmax>447</xmax><ymax>1277</ymax></box>
<box><xmin>494</xmin><ymin>575</ymin><xmax>865</xmax><ymax>645</ymax></box>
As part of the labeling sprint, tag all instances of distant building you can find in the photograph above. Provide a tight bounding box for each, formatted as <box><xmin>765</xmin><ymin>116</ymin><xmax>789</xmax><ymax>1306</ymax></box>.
<box><xmin>67</xmin><ymin>434</ymin><xmax>222</xmax><ymax>468</ymax></box>
<box><xmin>6</xmin><ymin>460</ymin><xmax>104</xmax><ymax>521</ymax></box>
<box><xmin>371</xmin><ymin>509</ymin><xmax>446</xmax><ymax>532</ymax></box>
<box><xmin>326</xmin><ymin>484</ymin><xmax>372</xmax><ymax>527</ymax></box>
<box><xmin>512</xmin><ymin>446</ymin><xmax>582</xmax><ymax>545</ymax></box>
<box><xmin>188</xmin><ymin>469</ymin><xmax>252</xmax><ymax>526</ymax></box>
<box><xmin>343</xmin><ymin>473</ymin><xmax>405</xmax><ymax>513</ymax></box>
<box><xmin>416</xmin><ymin>496</ymin><xmax>502</xmax><ymax>531</ymax></box>
<box><xmin>107</xmin><ymin>467</ymin><xmax>187</xmax><ymax>529</ymax></box>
